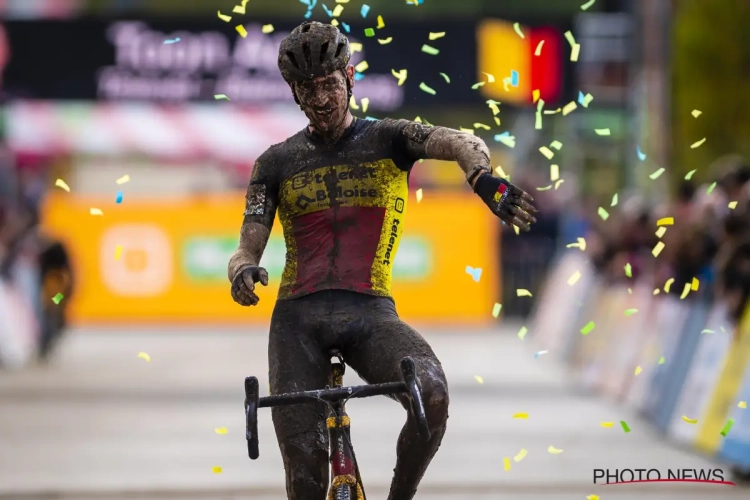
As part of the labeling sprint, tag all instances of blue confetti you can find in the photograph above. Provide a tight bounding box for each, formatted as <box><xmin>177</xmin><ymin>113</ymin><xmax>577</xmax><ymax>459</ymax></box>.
<box><xmin>466</xmin><ymin>266</ymin><xmax>483</xmax><ymax>283</ymax></box>
<box><xmin>304</xmin><ymin>9</ymin><xmax>313</xmax><ymax>18</ymax></box>
<box><xmin>115</xmin><ymin>191</ymin><xmax>123</xmax><ymax>204</ymax></box>
<box><xmin>341</xmin><ymin>22</ymin><xmax>350</xmax><ymax>33</ymax></box>
<box><xmin>577</xmin><ymin>91</ymin><xmax>585</xmax><ymax>105</ymax></box>
<box><xmin>494</xmin><ymin>131</ymin><xmax>510</xmax><ymax>141</ymax></box>
<box><xmin>637</xmin><ymin>145</ymin><xmax>647</xmax><ymax>161</ymax></box>
<box><xmin>163</xmin><ymin>38</ymin><xmax>181</xmax><ymax>45</ymax></box>
<box><xmin>510</xmin><ymin>70</ymin><xmax>519</xmax><ymax>87</ymax></box>
<box><xmin>322</xmin><ymin>4</ymin><xmax>333</xmax><ymax>16</ymax></box>
<box><xmin>361</xmin><ymin>4</ymin><xmax>370</xmax><ymax>17</ymax></box>
<box><xmin>534</xmin><ymin>350</ymin><xmax>548</xmax><ymax>358</ymax></box>
<box><xmin>299</xmin><ymin>0</ymin><xmax>310</xmax><ymax>4</ymax></box>
<box><xmin>365</xmin><ymin>116</ymin><xmax>377</xmax><ymax>120</ymax></box>
<box><xmin>354</xmin><ymin>72</ymin><xmax>365</xmax><ymax>81</ymax></box>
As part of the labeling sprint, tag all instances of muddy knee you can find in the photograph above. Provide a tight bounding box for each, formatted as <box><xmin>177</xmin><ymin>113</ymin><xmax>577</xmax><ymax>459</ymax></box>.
<box><xmin>419</xmin><ymin>374</ymin><xmax>449</xmax><ymax>433</ymax></box>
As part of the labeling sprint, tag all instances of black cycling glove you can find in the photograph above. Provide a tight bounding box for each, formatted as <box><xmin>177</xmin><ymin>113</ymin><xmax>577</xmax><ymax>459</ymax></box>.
<box><xmin>472</xmin><ymin>171</ymin><xmax>538</xmax><ymax>231</ymax></box>
<box><xmin>231</xmin><ymin>265</ymin><xmax>269</xmax><ymax>306</ymax></box>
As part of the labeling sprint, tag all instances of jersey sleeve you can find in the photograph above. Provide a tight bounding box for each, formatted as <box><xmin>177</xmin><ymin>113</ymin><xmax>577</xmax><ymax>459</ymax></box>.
<box><xmin>380</xmin><ymin>118</ymin><xmax>438</xmax><ymax>169</ymax></box>
<box><xmin>242</xmin><ymin>150</ymin><xmax>280</xmax><ymax>229</ymax></box>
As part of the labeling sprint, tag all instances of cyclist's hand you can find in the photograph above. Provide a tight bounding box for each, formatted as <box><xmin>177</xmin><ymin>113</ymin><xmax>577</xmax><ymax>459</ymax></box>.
<box><xmin>473</xmin><ymin>173</ymin><xmax>537</xmax><ymax>231</ymax></box>
<box><xmin>231</xmin><ymin>266</ymin><xmax>269</xmax><ymax>306</ymax></box>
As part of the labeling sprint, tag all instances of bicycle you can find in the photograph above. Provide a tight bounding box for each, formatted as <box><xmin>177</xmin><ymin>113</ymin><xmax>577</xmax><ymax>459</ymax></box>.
<box><xmin>244</xmin><ymin>349</ymin><xmax>432</xmax><ymax>500</ymax></box>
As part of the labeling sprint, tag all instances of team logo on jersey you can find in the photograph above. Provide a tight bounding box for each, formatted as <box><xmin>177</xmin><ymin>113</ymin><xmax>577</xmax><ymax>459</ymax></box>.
<box><xmin>394</xmin><ymin>197</ymin><xmax>405</xmax><ymax>213</ymax></box>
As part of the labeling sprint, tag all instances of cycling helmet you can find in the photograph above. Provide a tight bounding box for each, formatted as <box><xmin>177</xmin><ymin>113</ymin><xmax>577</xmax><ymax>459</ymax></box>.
<box><xmin>278</xmin><ymin>21</ymin><xmax>351</xmax><ymax>83</ymax></box>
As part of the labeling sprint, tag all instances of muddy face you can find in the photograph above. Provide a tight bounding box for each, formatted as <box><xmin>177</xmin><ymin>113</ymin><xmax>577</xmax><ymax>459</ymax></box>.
<box><xmin>294</xmin><ymin>70</ymin><xmax>351</xmax><ymax>139</ymax></box>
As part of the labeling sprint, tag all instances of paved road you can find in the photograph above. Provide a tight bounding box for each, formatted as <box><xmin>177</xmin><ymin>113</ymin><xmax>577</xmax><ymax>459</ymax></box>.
<box><xmin>0</xmin><ymin>326</ymin><xmax>745</xmax><ymax>499</ymax></box>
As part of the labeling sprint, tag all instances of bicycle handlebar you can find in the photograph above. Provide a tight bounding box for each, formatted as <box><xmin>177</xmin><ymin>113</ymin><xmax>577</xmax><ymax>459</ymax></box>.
<box><xmin>258</xmin><ymin>381</ymin><xmax>407</xmax><ymax>408</ymax></box>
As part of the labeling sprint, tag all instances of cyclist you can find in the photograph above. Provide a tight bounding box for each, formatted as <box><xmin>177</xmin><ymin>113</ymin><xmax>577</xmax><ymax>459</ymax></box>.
<box><xmin>228</xmin><ymin>21</ymin><xmax>537</xmax><ymax>500</ymax></box>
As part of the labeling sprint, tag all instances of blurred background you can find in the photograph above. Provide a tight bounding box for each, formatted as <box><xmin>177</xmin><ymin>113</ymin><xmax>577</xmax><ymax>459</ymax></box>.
<box><xmin>1</xmin><ymin>0</ymin><xmax>750</xmax><ymax>498</ymax></box>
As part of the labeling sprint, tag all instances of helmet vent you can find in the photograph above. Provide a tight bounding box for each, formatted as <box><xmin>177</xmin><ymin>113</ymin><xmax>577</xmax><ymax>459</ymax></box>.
<box><xmin>335</xmin><ymin>42</ymin><xmax>345</xmax><ymax>59</ymax></box>
<box><xmin>319</xmin><ymin>42</ymin><xmax>330</xmax><ymax>63</ymax></box>
<box><xmin>302</xmin><ymin>43</ymin><xmax>312</xmax><ymax>67</ymax></box>
<box><xmin>285</xmin><ymin>51</ymin><xmax>300</xmax><ymax>69</ymax></box>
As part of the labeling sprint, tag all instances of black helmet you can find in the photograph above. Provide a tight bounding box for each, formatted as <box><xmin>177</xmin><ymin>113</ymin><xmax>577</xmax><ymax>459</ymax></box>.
<box><xmin>278</xmin><ymin>21</ymin><xmax>351</xmax><ymax>83</ymax></box>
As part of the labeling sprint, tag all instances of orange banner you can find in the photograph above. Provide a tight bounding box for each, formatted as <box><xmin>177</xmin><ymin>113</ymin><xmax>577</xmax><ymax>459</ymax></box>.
<box><xmin>41</xmin><ymin>191</ymin><xmax>498</xmax><ymax>326</ymax></box>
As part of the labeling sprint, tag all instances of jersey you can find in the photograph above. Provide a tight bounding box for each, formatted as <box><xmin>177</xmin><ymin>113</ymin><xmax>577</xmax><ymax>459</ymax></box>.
<box><xmin>242</xmin><ymin>117</ymin><xmax>435</xmax><ymax>300</ymax></box>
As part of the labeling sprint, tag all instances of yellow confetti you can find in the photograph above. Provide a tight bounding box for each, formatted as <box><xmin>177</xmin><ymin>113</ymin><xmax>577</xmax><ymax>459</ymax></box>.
<box><xmin>137</xmin><ymin>352</ymin><xmax>151</xmax><ymax>362</ymax></box>
<box><xmin>473</xmin><ymin>123</ymin><xmax>490</xmax><ymax>130</ymax></box>
<box><xmin>232</xmin><ymin>0</ymin><xmax>249</xmax><ymax>15</ymax></box>
<box><xmin>548</xmin><ymin>446</ymin><xmax>564</xmax><ymax>454</ymax></box>
<box><xmin>428</xmin><ymin>32</ymin><xmax>446</xmax><ymax>40</ymax></box>
<box><xmin>261</xmin><ymin>24</ymin><xmax>274</xmax><ymax>34</ymax></box>
<box><xmin>421</xmin><ymin>44</ymin><xmax>439</xmax><ymax>55</ymax></box>
<box><xmin>516</xmin><ymin>289</ymin><xmax>532</xmax><ymax>297</ymax></box>
<box><xmin>634</xmin><ymin>365</ymin><xmax>642</xmax><ymax>376</ymax></box>
<box><xmin>459</xmin><ymin>127</ymin><xmax>475</xmax><ymax>134</ymax></box>
<box><xmin>655</xmin><ymin>227</ymin><xmax>667</xmax><ymax>238</ymax></box>
<box><xmin>567</xmin><ymin>271</ymin><xmax>582</xmax><ymax>286</ymax></box>
<box><xmin>495</xmin><ymin>165</ymin><xmax>507</xmax><ymax>178</ymax></box>
<box><xmin>550</xmin><ymin>164</ymin><xmax>560</xmax><ymax>181</ymax></box>
<box><xmin>330</xmin><ymin>19</ymin><xmax>339</xmax><ymax>27</ymax></box>
<box><xmin>657</xmin><ymin>217</ymin><xmax>674</xmax><ymax>226</ymax></box>
<box><xmin>471</xmin><ymin>81</ymin><xmax>485</xmax><ymax>90</ymax></box>
<box><xmin>361</xmin><ymin>97</ymin><xmax>370</xmax><ymax>113</ymax></box>
<box><xmin>349</xmin><ymin>96</ymin><xmax>359</xmax><ymax>109</ymax></box>
<box><xmin>653</xmin><ymin>288</ymin><xmax>660</xmax><ymax>295</ymax></box>
<box><xmin>215</xmin><ymin>427</ymin><xmax>228</xmax><ymax>435</ymax></box>
<box><xmin>690</xmin><ymin>138</ymin><xmax>706</xmax><ymax>149</ymax></box>
<box><xmin>691</xmin><ymin>109</ymin><xmax>702</xmax><ymax>118</ymax></box>
<box><xmin>514</xmin><ymin>449</ymin><xmax>528</xmax><ymax>462</ymax></box>
<box><xmin>594</xmin><ymin>128</ymin><xmax>611</xmax><ymax>136</ymax></box>
<box><xmin>664</xmin><ymin>277</ymin><xmax>674</xmax><ymax>293</ymax></box>
<box><xmin>550</xmin><ymin>140</ymin><xmax>562</xmax><ymax>150</ymax></box>
<box><xmin>492</xmin><ymin>303</ymin><xmax>502</xmax><ymax>318</ymax></box>
<box><xmin>581</xmin><ymin>93</ymin><xmax>594</xmax><ymax>107</ymax></box>
<box><xmin>534</xmin><ymin>40</ymin><xmax>545</xmax><ymax>56</ymax></box>
<box><xmin>116</xmin><ymin>174</ymin><xmax>130</xmax><ymax>185</ymax></box>
<box><xmin>649</xmin><ymin>167</ymin><xmax>665</xmax><ymax>180</ymax></box>
<box><xmin>597</xmin><ymin>207</ymin><xmax>609</xmax><ymax>220</ymax></box>
<box><xmin>739</xmin><ymin>401</ymin><xmax>747</xmax><ymax>408</ymax></box>
<box><xmin>611</xmin><ymin>193</ymin><xmax>618</xmax><ymax>207</ymax></box>
<box><xmin>691</xmin><ymin>277</ymin><xmax>699</xmax><ymax>291</ymax></box>
<box><xmin>513</xmin><ymin>412</ymin><xmax>529</xmax><ymax>419</ymax></box>
<box><xmin>570</xmin><ymin>43</ymin><xmax>581</xmax><ymax>62</ymax></box>
<box><xmin>377</xmin><ymin>37</ymin><xmax>393</xmax><ymax>44</ymax></box>
<box><xmin>211</xmin><ymin>466</ymin><xmax>223</xmax><ymax>474</ymax></box>
<box><xmin>581</xmin><ymin>0</ymin><xmax>596</xmax><ymax>10</ymax></box>
<box><xmin>332</xmin><ymin>4</ymin><xmax>344</xmax><ymax>16</ymax></box>
<box><xmin>235</xmin><ymin>25</ymin><xmax>248</xmax><ymax>38</ymax></box>
<box><xmin>729</xmin><ymin>201</ymin><xmax>738</xmax><ymax>209</ymax></box>
<box><xmin>419</xmin><ymin>83</ymin><xmax>436</xmax><ymax>95</ymax></box>
<box><xmin>600</xmin><ymin>422</ymin><xmax>614</xmax><ymax>428</ymax></box>
<box><xmin>416</xmin><ymin>189</ymin><xmax>423</xmax><ymax>203</ymax></box>
<box><xmin>503</xmin><ymin>457</ymin><xmax>511</xmax><ymax>471</ymax></box>
<box><xmin>679</xmin><ymin>283</ymin><xmax>691</xmax><ymax>299</ymax></box>
<box><xmin>54</xmin><ymin>178</ymin><xmax>71</xmax><ymax>192</ymax></box>
<box><xmin>586</xmin><ymin>496</ymin><xmax>600</xmax><ymax>500</ymax></box>
<box><xmin>90</xmin><ymin>208</ymin><xmax>103</xmax><ymax>216</ymax></box>
<box><xmin>517</xmin><ymin>326</ymin><xmax>528</xmax><ymax>340</ymax></box>
<box><xmin>376</xmin><ymin>15</ymin><xmax>385</xmax><ymax>28</ymax></box>
<box><xmin>532</xmin><ymin>89</ymin><xmax>540</xmax><ymax>102</ymax></box>
<box><xmin>682</xmin><ymin>415</ymin><xmax>698</xmax><ymax>424</ymax></box>
<box><xmin>652</xmin><ymin>241</ymin><xmax>665</xmax><ymax>257</ymax></box>
<box><xmin>564</xmin><ymin>30</ymin><xmax>576</xmax><ymax>46</ymax></box>
<box><xmin>536</xmin><ymin>185</ymin><xmax>553</xmax><ymax>191</ymax></box>
<box><xmin>483</xmin><ymin>72</ymin><xmax>496</xmax><ymax>83</ymax></box>
<box><xmin>350</xmin><ymin>42</ymin><xmax>363</xmax><ymax>53</ymax></box>
<box><xmin>335</xmin><ymin>0</ymin><xmax>350</xmax><ymax>3</ymax></box>
<box><xmin>474</xmin><ymin>375</ymin><xmax>484</xmax><ymax>384</ymax></box>
<box><xmin>391</xmin><ymin>69</ymin><xmax>407</xmax><ymax>86</ymax></box>
<box><xmin>512</xmin><ymin>22</ymin><xmax>524</xmax><ymax>38</ymax></box>
<box><xmin>217</xmin><ymin>10</ymin><xmax>232</xmax><ymax>22</ymax></box>
<box><xmin>539</xmin><ymin>147</ymin><xmax>554</xmax><ymax>159</ymax></box>
<box><xmin>115</xmin><ymin>245</ymin><xmax>123</xmax><ymax>260</ymax></box>
<box><xmin>580</xmin><ymin>321</ymin><xmax>595</xmax><ymax>335</ymax></box>
<box><xmin>562</xmin><ymin>101</ymin><xmax>577</xmax><ymax>116</ymax></box>
<box><xmin>685</xmin><ymin>169</ymin><xmax>697</xmax><ymax>180</ymax></box>
<box><xmin>354</xmin><ymin>60</ymin><xmax>369</xmax><ymax>73</ymax></box>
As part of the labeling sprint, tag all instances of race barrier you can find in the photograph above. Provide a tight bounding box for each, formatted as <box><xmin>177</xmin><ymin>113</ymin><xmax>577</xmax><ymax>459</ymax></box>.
<box><xmin>40</xmin><ymin>191</ymin><xmax>499</xmax><ymax>326</ymax></box>
<box><xmin>530</xmin><ymin>251</ymin><xmax>750</xmax><ymax>470</ymax></box>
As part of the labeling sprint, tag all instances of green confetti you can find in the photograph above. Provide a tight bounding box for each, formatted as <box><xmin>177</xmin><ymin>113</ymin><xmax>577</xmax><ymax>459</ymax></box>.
<box><xmin>720</xmin><ymin>418</ymin><xmax>734</xmax><ymax>437</ymax></box>
<box><xmin>421</xmin><ymin>44</ymin><xmax>440</xmax><ymax>55</ymax></box>
<box><xmin>624</xmin><ymin>308</ymin><xmax>638</xmax><ymax>316</ymax></box>
<box><xmin>649</xmin><ymin>168</ymin><xmax>665</xmax><ymax>180</ymax></box>
<box><xmin>706</xmin><ymin>182</ymin><xmax>717</xmax><ymax>194</ymax></box>
<box><xmin>52</xmin><ymin>293</ymin><xmax>64</xmax><ymax>305</ymax></box>
<box><xmin>517</xmin><ymin>326</ymin><xmax>528</xmax><ymax>340</ymax></box>
<box><xmin>492</xmin><ymin>303</ymin><xmax>502</xmax><ymax>318</ymax></box>
<box><xmin>685</xmin><ymin>169</ymin><xmax>697</xmax><ymax>180</ymax></box>
<box><xmin>439</xmin><ymin>72</ymin><xmax>450</xmax><ymax>83</ymax></box>
<box><xmin>658</xmin><ymin>356</ymin><xmax>665</xmax><ymax>365</ymax></box>
<box><xmin>580</xmin><ymin>321</ymin><xmax>595</xmax><ymax>335</ymax></box>
<box><xmin>597</xmin><ymin>207</ymin><xmax>609</xmax><ymax>220</ymax></box>
<box><xmin>620</xmin><ymin>420</ymin><xmax>631</xmax><ymax>433</ymax></box>
<box><xmin>364</xmin><ymin>28</ymin><xmax>375</xmax><ymax>37</ymax></box>
<box><xmin>611</xmin><ymin>193</ymin><xmax>618</xmax><ymax>206</ymax></box>
<box><xmin>419</xmin><ymin>82</ymin><xmax>436</xmax><ymax>95</ymax></box>
<box><xmin>471</xmin><ymin>82</ymin><xmax>486</xmax><ymax>90</ymax></box>
<box><xmin>624</xmin><ymin>263</ymin><xmax>632</xmax><ymax>278</ymax></box>
<box><xmin>700</xmin><ymin>329</ymin><xmax>715</xmax><ymax>334</ymax></box>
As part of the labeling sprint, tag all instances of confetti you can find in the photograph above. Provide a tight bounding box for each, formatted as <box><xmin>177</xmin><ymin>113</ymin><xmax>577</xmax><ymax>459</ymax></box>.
<box><xmin>364</xmin><ymin>27</ymin><xmax>375</xmax><ymax>37</ymax></box>
<box><xmin>539</xmin><ymin>146</ymin><xmax>554</xmax><ymax>159</ymax></box>
<box><xmin>137</xmin><ymin>352</ymin><xmax>151</xmax><ymax>362</ymax></box>
<box><xmin>214</xmin><ymin>94</ymin><xmax>230</xmax><ymax>100</ymax></box>
<box><xmin>360</xmin><ymin>4</ymin><xmax>370</xmax><ymax>17</ymax></box>
<box><xmin>637</xmin><ymin>145</ymin><xmax>646</xmax><ymax>161</ymax></box>
<box><xmin>503</xmin><ymin>457</ymin><xmax>511</xmax><ymax>471</ymax></box>
<box><xmin>664</xmin><ymin>278</ymin><xmax>674</xmax><ymax>293</ymax></box>
<box><xmin>700</xmin><ymin>329</ymin><xmax>715</xmax><ymax>334</ymax></box>
<box><xmin>562</xmin><ymin>101</ymin><xmax>578</xmax><ymax>115</ymax></box>
<box><xmin>533</xmin><ymin>40</ymin><xmax>545</xmax><ymax>56</ymax></box>
<box><xmin>116</xmin><ymin>191</ymin><xmax>123</xmax><ymax>204</ymax></box>
<box><xmin>720</xmin><ymin>418</ymin><xmax>734</xmax><ymax>436</ymax></box>
<box><xmin>513</xmin><ymin>413</ymin><xmax>529</xmax><ymax>419</ymax></box>
<box><xmin>236</xmin><ymin>25</ymin><xmax>248</xmax><ymax>38</ymax></box>
<box><xmin>656</xmin><ymin>217</ymin><xmax>674</xmax><ymax>226</ymax></box>
<box><xmin>594</xmin><ymin>128</ymin><xmax>611</xmax><ymax>136</ymax></box>
<box><xmin>570</xmin><ymin>44</ymin><xmax>581</xmax><ymax>62</ymax></box>
<box><xmin>652</xmin><ymin>241</ymin><xmax>665</xmax><ymax>257</ymax></box>
<box><xmin>534</xmin><ymin>350</ymin><xmax>547</xmax><ymax>358</ymax></box>
<box><xmin>655</xmin><ymin>226</ymin><xmax>667</xmax><ymax>238</ymax></box>
<box><xmin>471</xmin><ymin>81</ymin><xmax>486</xmax><ymax>90</ymax></box>
<box><xmin>550</xmin><ymin>164</ymin><xmax>560</xmax><ymax>181</ymax></box>
<box><xmin>55</xmin><ymin>178</ymin><xmax>71</xmax><ymax>192</ymax></box>
<box><xmin>474</xmin><ymin>375</ymin><xmax>484</xmax><ymax>384</ymax></box>
<box><xmin>465</xmin><ymin>266</ymin><xmax>482</xmax><ymax>282</ymax></box>
<box><xmin>492</xmin><ymin>303</ymin><xmax>502</xmax><ymax>318</ymax></box>
<box><xmin>332</xmin><ymin>4</ymin><xmax>344</xmax><ymax>16</ymax></box>
<box><xmin>535</xmin><ymin>98</ymin><xmax>544</xmax><ymax>129</ymax></box>
<box><xmin>163</xmin><ymin>38</ymin><xmax>181</xmax><ymax>44</ymax></box>
<box><xmin>533</xmin><ymin>89</ymin><xmax>541</xmax><ymax>102</ymax></box>
<box><xmin>567</xmin><ymin>271</ymin><xmax>582</xmax><ymax>286</ymax></box>
<box><xmin>682</xmin><ymin>415</ymin><xmax>698</xmax><ymax>424</ymax></box>
<box><xmin>649</xmin><ymin>167</ymin><xmax>665</xmax><ymax>180</ymax></box>
<box><xmin>581</xmin><ymin>92</ymin><xmax>594</xmax><ymax>107</ymax></box>
<box><xmin>513</xmin><ymin>22</ymin><xmax>524</xmax><ymax>38</ymax></box>
<box><xmin>679</xmin><ymin>283</ymin><xmax>691</xmax><ymax>299</ymax></box>
<box><xmin>350</xmin><ymin>42</ymin><xmax>363</xmax><ymax>53</ymax></box>
<box><xmin>600</xmin><ymin>422</ymin><xmax>614</xmax><ymax>428</ymax></box>
<box><xmin>510</xmin><ymin>70</ymin><xmax>518</xmax><ymax>86</ymax></box>
<box><xmin>516</xmin><ymin>289</ymin><xmax>532</xmax><ymax>297</ymax></box>
<box><xmin>653</xmin><ymin>288</ymin><xmax>660</xmax><ymax>295</ymax></box>
<box><xmin>212</xmin><ymin>466</ymin><xmax>223</xmax><ymax>474</ymax></box>
<box><xmin>261</xmin><ymin>24</ymin><xmax>274</xmax><ymax>34</ymax></box>
<box><xmin>729</xmin><ymin>201</ymin><xmax>738</xmax><ymax>209</ymax></box>
<box><xmin>536</xmin><ymin>185</ymin><xmax>553</xmax><ymax>191</ymax></box>
<box><xmin>90</xmin><ymin>208</ymin><xmax>103</xmax><ymax>216</ymax></box>
<box><xmin>215</xmin><ymin>427</ymin><xmax>228</xmax><ymax>435</ymax></box>
<box><xmin>495</xmin><ymin>133</ymin><xmax>516</xmax><ymax>148</ymax></box>
<box><xmin>376</xmin><ymin>15</ymin><xmax>385</xmax><ymax>28</ymax></box>
<box><xmin>218</xmin><ymin>10</ymin><xmax>232</xmax><ymax>22</ymax></box>
<box><xmin>414</xmin><ymin>188</ymin><xmax>423</xmax><ymax>203</ymax></box>
<box><xmin>495</xmin><ymin>165</ymin><xmax>507</xmax><ymax>178</ymax></box>
<box><xmin>581</xmin><ymin>0</ymin><xmax>596</xmax><ymax>9</ymax></box>
<box><xmin>116</xmin><ymin>175</ymin><xmax>130</xmax><ymax>184</ymax></box>
<box><xmin>473</xmin><ymin>123</ymin><xmax>490</xmax><ymax>130</ymax></box>
<box><xmin>624</xmin><ymin>308</ymin><xmax>638</xmax><ymax>316</ymax></box>
<box><xmin>685</xmin><ymin>169</ymin><xmax>697</xmax><ymax>180</ymax></box>
<box><xmin>611</xmin><ymin>193</ymin><xmax>618</xmax><ymax>207</ymax></box>
<box><xmin>360</xmin><ymin>97</ymin><xmax>370</xmax><ymax>113</ymax></box>
<box><xmin>421</xmin><ymin>44</ymin><xmax>440</xmax><ymax>55</ymax></box>
<box><xmin>391</xmin><ymin>69</ymin><xmax>407</xmax><ymax>86</ymax></box>
<box><xmin>564</xmin><ymin>30</ymin><xmax>576</xmax><ymax>46</ymax></box>
<box><xmin>634</xmin><ymin>366</ymin><xmax>642</xmax><ymax>376</ymax></box>
<box><xmin>658</xmin><ymin>356</ymin><xmax>665</xmax><ymax>364</ymax></box>
<box><xmin>691</xmin><ymin>109</ymin><xmax>702</xmax><ymax>118</ymax></box>
<box><xmin>739</xmin><ymin>401</ymin><xmax>747</xmax><ymax>408</ymax></box>
<box><xmin>517</xmin><ymin>326</ymin><xmax>528</xmax><ymax>340</ymax></box>
<box><xmin>587</xmin><ymin>496</ymin><xmax>600</xmax><ymax>500</ymax></box>
<box><xmin>438</xmin><ymin>72</ymin><xmax>451</xmax><ymax>83</ymax></box>
<box><xmin>419</xmin><ymin>82</ymin><xmax>436</xmax><ymax>95</ymax></box>
<box><xmin>624</xmin><ymin>263</ymin><xmax>632</xmax><ymax>277</ymax></box>
<box><xmin>115</xmin><ymin>245</ymin><xmax>122</xmax><ymax>260</ymax></box>
<box><xmin>580</xmin><ymin>321</ymin><xmax>595</xmax><ymax>335</ymax></box>
<box><xmin>691</xmin><ymin>277</ymin><xmax>699</xmax><ymax>291</ymax></box>
<box><xmin>52</xmin><ymin>293</ymin><xmax>64</xmax><ymax>304</ymax></box>
<box><xmin>620</xmin><ymin>420</ymin><xmax>631</xmax><ymax>433</ymax></box>
<box><xmin>341</xmin><ymin>22</ymin><xmax>350</xmax><ymax>33</ymax></box>
<box><xmin>597</xmin><ymin>207</ymin><xmax>609</xmax><ymax>220</ymax></box>
<box><xmin>706</xmin><ymin>182</ymin><xmax>717</xmax><ymax>195</ymax></box>
<box><xmin>232</xmin><ymin>0</ymin><xmax>249</xmax><ymax>14</ymax></box>
<box><xmin>428</xmin><ymin>32</ymin><xmax>446</xmax><ymax>40</ymax></box>
<box><xmin>690</xmin><ymin>138</ymin><xmax>706</xmax><ymax>149</ymax></box>
<box><xmin>548</xmin><ymin>446</ymin><xmax>564</xmax><ymax>454</ymax></box>
<box><xmin>550</xmin><ymin>140</ymin><xmax>562</xmax><ymax>150</ymax></box>
<box><xmin>514</xmin><ymin>448</ymin><xmax>528</xmax><ymax>462</ymax></box>
<box><xmin>354</xmin><ymin>60</ymin><xmax>369</xmax><ymax>73</ymax></box>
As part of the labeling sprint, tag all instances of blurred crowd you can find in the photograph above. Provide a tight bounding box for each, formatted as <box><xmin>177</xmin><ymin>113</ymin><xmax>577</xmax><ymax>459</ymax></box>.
<box><xmin>587</xmin><ymin>154</ymin><xmax>750</xmax><ymax>327</ymax></box>
<box><xmin>0</xmin><ymin>145</ymin><xmax>72</xmax><ymax>369</ymax></box>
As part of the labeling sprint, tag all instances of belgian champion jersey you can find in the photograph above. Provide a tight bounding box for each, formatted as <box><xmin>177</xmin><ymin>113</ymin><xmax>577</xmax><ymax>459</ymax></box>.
<box><xmin>243</xmin><ymin>118</ymin><xmax>426</xmax><ymax>300</ymax></box>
